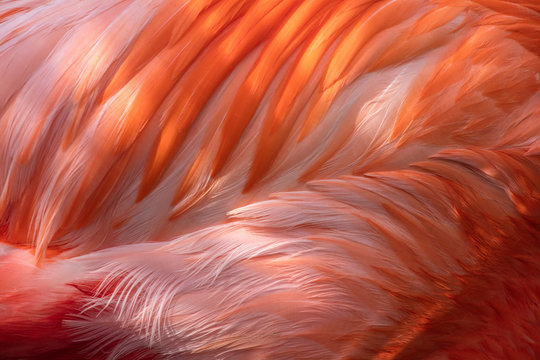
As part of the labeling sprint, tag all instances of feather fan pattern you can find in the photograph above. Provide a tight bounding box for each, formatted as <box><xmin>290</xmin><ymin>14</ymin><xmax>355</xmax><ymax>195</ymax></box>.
<box><xmin>0</xmin><ymin>0</ymin><xmax>539</xmax><ymax>359</ymax></box>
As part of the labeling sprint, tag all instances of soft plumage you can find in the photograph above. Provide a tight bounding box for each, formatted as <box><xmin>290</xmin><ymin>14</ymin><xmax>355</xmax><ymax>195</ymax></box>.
<box><xmin>0</xmin><ymin>0</ymin><xmax>539</xmax><ymax>359</ymax></box>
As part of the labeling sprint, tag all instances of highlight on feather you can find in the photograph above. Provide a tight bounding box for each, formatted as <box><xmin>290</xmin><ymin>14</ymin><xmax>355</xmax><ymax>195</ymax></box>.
<box><xmin>0</xmin><ymin>0</ymin><xmax>539</xmax><ymax>359</ymax></box>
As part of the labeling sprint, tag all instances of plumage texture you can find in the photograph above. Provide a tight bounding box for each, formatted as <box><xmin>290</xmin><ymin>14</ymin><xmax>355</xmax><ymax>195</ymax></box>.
<box><xmin>0</xmin><ymin>0</ymin><xmax>539</xmax><ymax>358</ymax></box>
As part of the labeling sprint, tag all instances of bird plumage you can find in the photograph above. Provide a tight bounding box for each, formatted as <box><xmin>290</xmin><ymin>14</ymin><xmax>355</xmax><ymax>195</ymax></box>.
<box><xmin>0</xmin><ymin>0</ymin><xmax>539</xmax><ymax>358</ymax></box>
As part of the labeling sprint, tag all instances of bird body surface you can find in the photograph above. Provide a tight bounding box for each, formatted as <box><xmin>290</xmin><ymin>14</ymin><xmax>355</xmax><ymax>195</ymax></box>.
<box><xmin>0</xmin><ymin>0</ymin><xmax>539</xmax><ymax>358</ymax></box>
